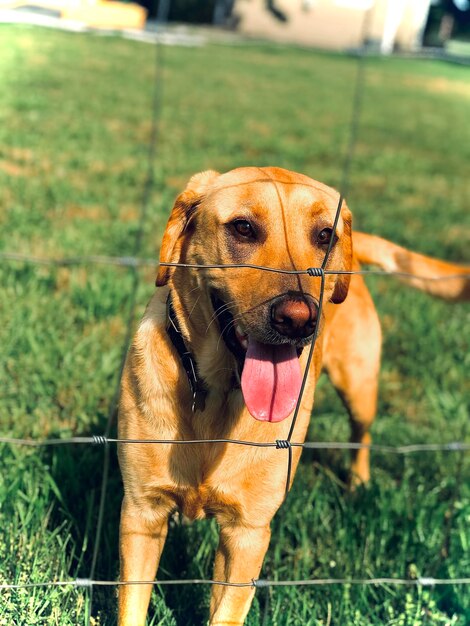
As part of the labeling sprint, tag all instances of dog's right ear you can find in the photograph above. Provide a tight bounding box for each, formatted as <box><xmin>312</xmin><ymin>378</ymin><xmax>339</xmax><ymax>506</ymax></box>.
<box><xmin>156</xmin><ymin>170</ymin><xmax>220</xmax><ymax>286</ymax></box>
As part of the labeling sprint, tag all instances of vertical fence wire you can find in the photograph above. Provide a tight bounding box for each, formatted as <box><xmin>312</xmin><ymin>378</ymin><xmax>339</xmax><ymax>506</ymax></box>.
<box><xmin>86</xmin><ymin>1</ymin><xmax>171</xmax><ymax>620</ymax></box>
<box><xmin>282</xmin><ymin>2</ymin><xmax>372</xmax><ymax>499</ymax></box>
<box><xmin>262</xmin><ymin>7</ymin><xmax>373</xmax><ymax>621</ymax></box>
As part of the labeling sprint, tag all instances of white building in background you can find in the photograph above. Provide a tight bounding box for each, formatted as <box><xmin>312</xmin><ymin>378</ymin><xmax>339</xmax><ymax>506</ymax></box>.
<box><xmin>234</xmin><ymin>0</ymin><xmax>433</xmax><ymax>53</ymax></box>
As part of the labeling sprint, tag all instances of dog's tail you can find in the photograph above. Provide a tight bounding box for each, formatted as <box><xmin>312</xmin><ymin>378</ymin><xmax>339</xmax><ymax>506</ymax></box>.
<box><xmin>352</xmin><ymin>232</ymin><xmax>470</xmax><ymax>302</ymax></box>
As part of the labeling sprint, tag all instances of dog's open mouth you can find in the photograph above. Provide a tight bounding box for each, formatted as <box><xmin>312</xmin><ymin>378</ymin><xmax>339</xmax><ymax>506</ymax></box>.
<box><xmin>211</xmin><ymin>294</ymin><xmax>304</xmax><ymax>423</ymax></box>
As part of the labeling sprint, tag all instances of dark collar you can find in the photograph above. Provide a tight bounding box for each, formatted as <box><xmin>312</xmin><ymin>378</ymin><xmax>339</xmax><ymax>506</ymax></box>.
<box><xmin>166</xmin><ymin>294</ymin><xmax>207</xmax><ymax>413</ymax></box>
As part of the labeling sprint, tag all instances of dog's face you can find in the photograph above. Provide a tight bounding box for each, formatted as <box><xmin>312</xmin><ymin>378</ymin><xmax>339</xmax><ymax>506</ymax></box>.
<box><xmin>157</xmin><ymin>167</ymin><xmax>352</xmax><ymax>422</ymax></box>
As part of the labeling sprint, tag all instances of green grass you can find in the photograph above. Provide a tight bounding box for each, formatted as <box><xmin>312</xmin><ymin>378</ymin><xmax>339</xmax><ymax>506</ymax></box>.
<box><xmin>0</xmin><ymin>25</ymin><xmax>469</xmax><ymax>625</ymax></box>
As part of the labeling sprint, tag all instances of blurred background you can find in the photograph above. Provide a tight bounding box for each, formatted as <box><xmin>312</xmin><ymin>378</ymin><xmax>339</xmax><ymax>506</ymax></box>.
<box><xmin>0</xmin><ymin>1</ymin><xmax>469</xmax><ymax>625</ymax></box>
<box><xmin>1</xmin><ymin>1</ymin><xmax>470</xmax><ymax>54</ymax></box>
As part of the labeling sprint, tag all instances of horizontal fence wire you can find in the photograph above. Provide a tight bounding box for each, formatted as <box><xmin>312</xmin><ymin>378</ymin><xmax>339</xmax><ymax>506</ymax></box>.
<box><xmin>0</xmin><ymin>435</ymin><xmax>469</xmax><ymax>454</ymax></box>
<box><xmin>1</xmin><ymin>251</ymin><xmax>469</xmax><ymax>282</ymax></box>
<box><xmin>1</xmin><ymin>577</ymin><xmax>470</xmax><ymax>591</ymax></box>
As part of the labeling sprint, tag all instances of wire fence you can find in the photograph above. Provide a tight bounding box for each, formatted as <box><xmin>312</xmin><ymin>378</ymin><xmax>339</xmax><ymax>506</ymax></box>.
<box><xmin>2</xmin><ymin>251</ymin><xmax>469</xmax><ymax>282</ymax></box>
<box><xmin>1</xmin><ymin>0</ymin><xmax>469</xmax><ymax>621</ymax></box>
<box><xmin>1</xmin><ymin>434</ymin><xmax>469</xmax><ymax>454</ymax></box>
<box><xmin>1</xmin><ymin>576</ymin><xmax>470</xmax><ymax>591</ymax></box>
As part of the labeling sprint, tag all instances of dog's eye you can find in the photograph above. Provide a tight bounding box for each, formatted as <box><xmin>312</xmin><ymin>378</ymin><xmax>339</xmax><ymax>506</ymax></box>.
<box><xmin>231</xmin><ymin>220</ymin><xmax>256</xmax><ymax>240</ymax></box>
<box><xmin>317</xmin><ymin>228</ymin><xmax>333</xmax><ymax>245</ymax></box>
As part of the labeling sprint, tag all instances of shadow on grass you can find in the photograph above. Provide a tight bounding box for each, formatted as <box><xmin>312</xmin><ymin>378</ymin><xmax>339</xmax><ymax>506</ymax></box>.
<box><xmin>47</xmin><ymin>440</ymin><xmax>221</xmax><ymax>625</ymax></box>
<box><xmin>46</xmin><ymin>443</ymin><xmax>120</xmax><ymax>622</ymax></box>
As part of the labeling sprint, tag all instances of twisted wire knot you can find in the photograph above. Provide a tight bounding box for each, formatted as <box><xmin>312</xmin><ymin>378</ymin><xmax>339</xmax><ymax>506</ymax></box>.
<box><xmin>275</xmin><ymin>440</ymin><xmax>291</xmax><ymax>449</ymax></box>
<box><xmin>306</xmin><ymin>267</ymin><xmax>324</xmax><ymax>277</ymax></box>
<box><xmin>120</xmin><ymin>256</ymin><xmax>139</xmax><ymax>267</ymax></box>
<box><xmin>92</xmin><ymin>435</ymin><xmax>108</xmax><ymax>445</ymax></box>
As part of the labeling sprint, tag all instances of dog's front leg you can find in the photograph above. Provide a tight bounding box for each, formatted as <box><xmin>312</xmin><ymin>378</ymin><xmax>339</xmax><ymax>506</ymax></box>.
<box><xmin>118</xmin><ymin>496</ymin><xmax>169</xmax><ymax>626</ymax></box>
<box><xmin>209</xmin><ymin>523</ymin><xmax>271</xmax><ymax>626</ymax></box>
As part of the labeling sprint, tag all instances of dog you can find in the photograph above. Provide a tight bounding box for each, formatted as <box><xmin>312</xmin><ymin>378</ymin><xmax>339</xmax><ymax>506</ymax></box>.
<box><xmin>117</xmin><ymin>167</ymin><xmax>468</xmax><ymax>626</ymax></box>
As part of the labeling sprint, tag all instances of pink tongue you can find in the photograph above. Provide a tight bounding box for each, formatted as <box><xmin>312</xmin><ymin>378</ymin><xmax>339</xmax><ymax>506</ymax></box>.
<box><xmin>241</xmin><ymin>338</ymin><xmax>302</xmax><ymax>422</ymax></box>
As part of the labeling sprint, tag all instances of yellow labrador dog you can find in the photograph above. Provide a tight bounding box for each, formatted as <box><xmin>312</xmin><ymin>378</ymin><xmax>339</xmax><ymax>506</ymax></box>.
<box><xmin>117</xmin><ymin>167</ymin><xmax>468</xmax><ymax>625</ymax></box>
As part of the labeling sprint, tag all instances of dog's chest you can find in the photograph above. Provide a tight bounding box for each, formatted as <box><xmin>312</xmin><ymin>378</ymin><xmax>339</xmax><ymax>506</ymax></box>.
<box><xmin>163</xmin><ymin>443</ymin><xmax>243</xmax><ymax>520</ymax></box>
<box><xmin>158</xmin><ymin>441</ymin><xmax>281</xmax><ymax>524</ymax></box>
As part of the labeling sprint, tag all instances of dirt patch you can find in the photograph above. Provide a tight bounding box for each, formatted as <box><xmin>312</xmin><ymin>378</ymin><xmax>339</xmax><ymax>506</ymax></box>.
<box><xmin>166</xmin><ymin>174</ymin><xmax>191</xmax><ymax>190</ymax></box>
<box><xmin>400</xmin><ymin>75</ymin><xmax>470</xmax><ymax>99</ymax></box>
<box><xmin>108</xmin><ymin>157</ymin><xmax>138</xmax><ymax>174</ymax></box>
<box><xmin>54</xmin><ymin>202</ymin><xmax>140</xmax><ymax>223</ymax></box>
<box><xmin>118</xmin><ymin>204</ymin><xmax>140</xmax><ymax>221</ymax></box>
<box><xmin>54</xmin><ymin>267</ymin><xmax>88</xmax><ymax>291</ymax></box>
<box><xmin>0</xmin><ymin>146</ymin><xmax>54</xmax><ymax>178</ymax></box>
<box><xmin>0</xmin><ymin>160</ymin><xmax>28</xmax><ymax>177</ymax></box>
<box><xmin>366</xmin><ymin>71</ymin><xmax>470</xmax><ymax>99</ymax></box>
<box><xmin>61</xmin><ymin>203</ymin><xmax>108</xmax><ymax>221</ymax></box>
<box><xmin>5</xmin><ymin>147</ymin><xmax>35</xmax><ymax>162</ymax></box>
<box><xmin>247</xmin><ymin>120</ymin><xmax>272</xmax><ymax>136</ymax></box>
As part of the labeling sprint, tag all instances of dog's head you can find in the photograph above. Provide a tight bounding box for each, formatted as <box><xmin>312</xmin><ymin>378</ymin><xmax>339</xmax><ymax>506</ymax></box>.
<box><xmin>156</xmin><ymin>167</ymin><xmax>352</xmax><ymax>422</ymax></box>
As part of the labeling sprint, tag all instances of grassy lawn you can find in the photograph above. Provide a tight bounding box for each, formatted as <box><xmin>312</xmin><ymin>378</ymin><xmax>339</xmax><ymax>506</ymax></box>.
<box><xmin>0</xmin><ymin>25</ymin><xmax>469</xmax><ymax>625</ymax></box>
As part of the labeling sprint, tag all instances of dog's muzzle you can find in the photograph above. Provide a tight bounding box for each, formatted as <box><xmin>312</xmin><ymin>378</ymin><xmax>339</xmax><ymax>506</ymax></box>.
<box><xmin>269</xmin><ymin>293</ymin><xmax>318</xmax><ymax>339</ymax></box>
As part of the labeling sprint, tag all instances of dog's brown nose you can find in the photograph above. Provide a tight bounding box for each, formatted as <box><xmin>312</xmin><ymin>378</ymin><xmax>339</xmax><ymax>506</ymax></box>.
<box><xmin>270</xmin><ymin>295</ymin><xmax>318</xmax><ymax>339</ymax></box>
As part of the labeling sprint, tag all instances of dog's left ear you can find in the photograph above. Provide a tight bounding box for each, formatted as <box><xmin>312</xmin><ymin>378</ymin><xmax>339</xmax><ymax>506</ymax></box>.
<box><xmin>330</xmin><ymin>204</ymin><xmax>353</xmax><ymax>304</ymax></box>
<box><xmin>156</xmin><ymin>170</ymin><xmax>220</xmax><ymax>286</ymax></box>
